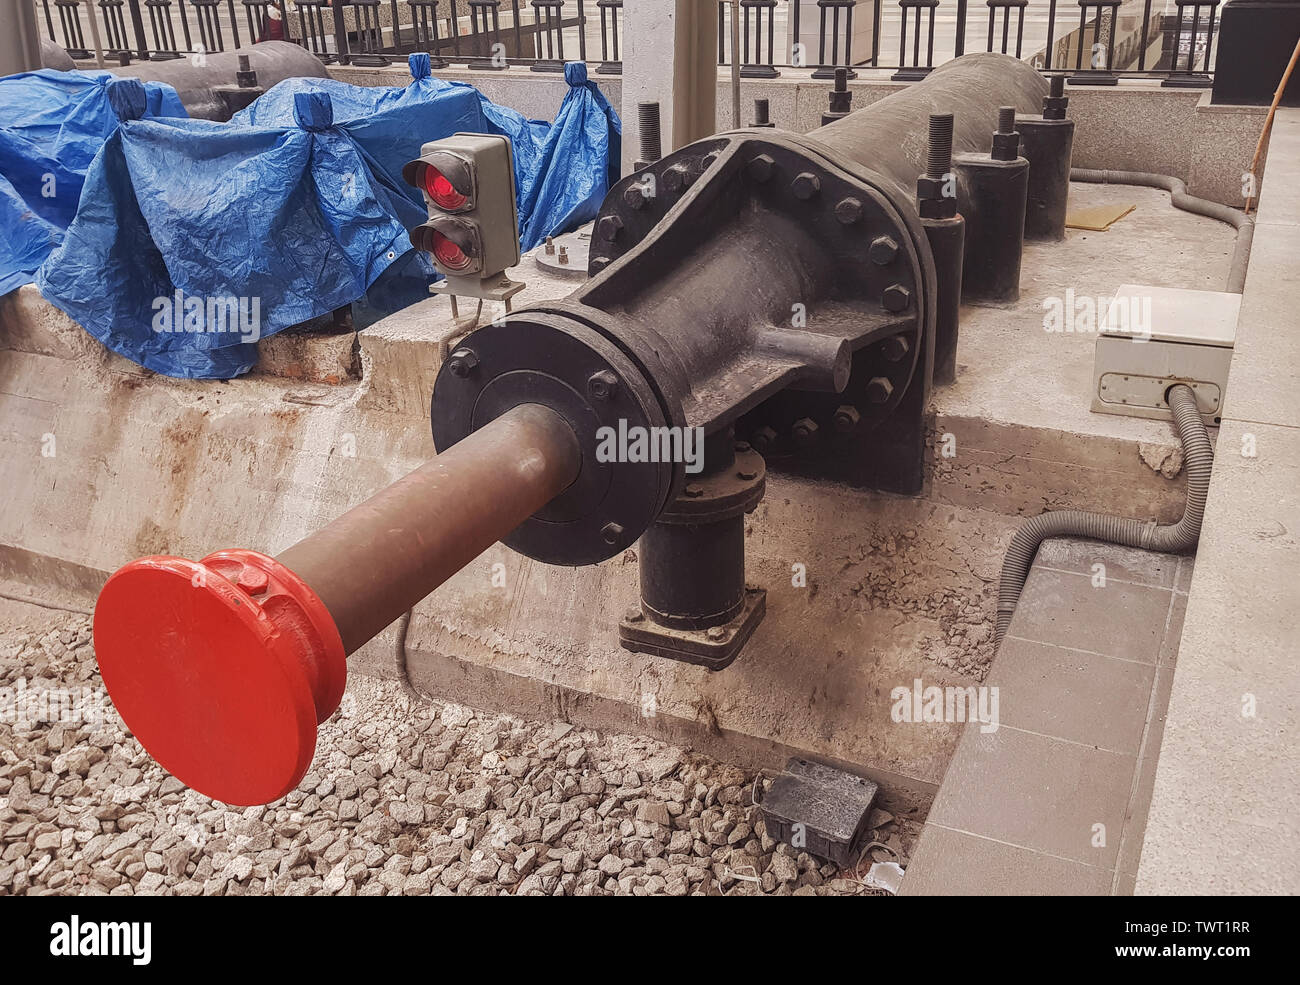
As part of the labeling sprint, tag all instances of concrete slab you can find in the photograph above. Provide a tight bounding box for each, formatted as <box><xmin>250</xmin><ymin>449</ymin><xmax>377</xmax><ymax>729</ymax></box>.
<box><xmin>900</xmin><ymin>540</ymin><xmax>1187</xmax><ymax>895</ymax></box>
<box><xmin>1136</xmin><ymin>111</ymin><xmax>1300</xmax><ymax>896</ymax></box>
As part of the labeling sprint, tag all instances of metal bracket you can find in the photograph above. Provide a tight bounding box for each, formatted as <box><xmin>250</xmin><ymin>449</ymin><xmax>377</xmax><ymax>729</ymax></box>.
<box><xmin>619</xmin><ymin>587</ymin><xmax>767</xmax><ymax>671</ymax></box>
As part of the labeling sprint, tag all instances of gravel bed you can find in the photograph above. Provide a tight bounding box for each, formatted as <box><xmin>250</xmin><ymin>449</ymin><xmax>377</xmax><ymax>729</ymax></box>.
<box><xmin>0</xmin><ymin>611</ymin><xmax>916</xmax><ymax>896</ymax></box>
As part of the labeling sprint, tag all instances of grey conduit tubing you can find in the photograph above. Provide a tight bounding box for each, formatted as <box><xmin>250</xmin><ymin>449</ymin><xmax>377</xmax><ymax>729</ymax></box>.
<box><xmin>995</xmin><ymin>384</ymin><xmax>1213</xmax><ymax>646</ymax></box>
<box><xmin>1070</xmin><ymin>168</ymin><xmax>1255</xmax><ymax>293</ymax></box>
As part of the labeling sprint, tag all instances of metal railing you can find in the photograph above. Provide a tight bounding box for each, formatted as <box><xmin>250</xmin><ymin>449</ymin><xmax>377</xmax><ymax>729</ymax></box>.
<box><xmin>37</xmin><ymin>0</ymin><xmax>1220</xmax><ymax>83</ymax></box>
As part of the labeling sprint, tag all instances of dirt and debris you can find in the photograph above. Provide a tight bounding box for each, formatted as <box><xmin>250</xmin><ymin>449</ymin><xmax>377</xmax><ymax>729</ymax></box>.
<box><xmin>0</xmin><ymin>608</ymin><xmax>919</xmax><ymax>896</ymax></box>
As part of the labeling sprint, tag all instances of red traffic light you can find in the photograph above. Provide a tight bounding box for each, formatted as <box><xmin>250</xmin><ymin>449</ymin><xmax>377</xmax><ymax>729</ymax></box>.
<box><xmin>411</xmin><ymin>222</ymin><xmax>481</xmax><ymax>274</ymax></box>
<box><xmin>422</xmin><ymin>165</ymin><xmax>469</xmax><ymax>210</ymax></box>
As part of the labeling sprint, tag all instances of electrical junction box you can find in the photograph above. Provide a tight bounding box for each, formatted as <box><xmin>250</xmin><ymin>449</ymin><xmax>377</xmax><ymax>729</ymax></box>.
<box><xmin>1091</xmin><ymin>284</ymin><xmax>1238</xmax><ymax>426</ymax></box>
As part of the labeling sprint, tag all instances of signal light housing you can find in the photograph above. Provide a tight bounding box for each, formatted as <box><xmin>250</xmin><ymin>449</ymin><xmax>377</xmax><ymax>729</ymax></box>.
<box><xmin>403</xmin><ymin>133</ymin><xmax>520</xmax><ymax>287</ymax></box>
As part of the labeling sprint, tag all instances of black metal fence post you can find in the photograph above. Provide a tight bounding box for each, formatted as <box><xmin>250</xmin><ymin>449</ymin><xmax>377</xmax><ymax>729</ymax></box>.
<box><xmin>892</xmin><ymin>0</ymin><xmax>937</xmax><ymax>81</ymax></box>
<box><xmin>1069</xmin><ymin>0</ymin><xmax>1119</xmax><ymax>85</ymax></box>
<box><xmin>985</xmin><ymin>0</ymin><xmax>1026</xmax><ymax>57</ymax></box>
<box><xmin>812</xmin><ymin>0</ymin><xmax>858</xmax><ymax>79</ymax></box>
<box><xmin>531</xmin><ymin>0</ymin><xmax>565</xmax><ymax>71</ymax></box>
<box><xmin>597</xmin><ymin>0</ymin><xmax>622</xmax><ymax>73</ymax></box>
<box><xmin>1163</xmin><ymin>0</ymin><xmax>1219</xmax><ymax>87</ymax></box>
<box><xmin>467</xmin><ymin>0</ymin><xmax>505</xmax><ymax>69</ymax></box>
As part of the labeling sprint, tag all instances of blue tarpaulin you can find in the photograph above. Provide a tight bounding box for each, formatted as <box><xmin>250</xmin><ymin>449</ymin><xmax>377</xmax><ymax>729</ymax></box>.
<box><xmin>25</xmin><ymin>56</ymin><xmax>621</xmax><ymax>378</ymax></box>
<box><xmin>0</xmin><ymin>69</ymin><xmax>187</xmax><ymax>295</ymax></box>
<box><xmin>36</xmin><ymin>91</ymin><xmax>421</xmax><ymax>379</ymax></box>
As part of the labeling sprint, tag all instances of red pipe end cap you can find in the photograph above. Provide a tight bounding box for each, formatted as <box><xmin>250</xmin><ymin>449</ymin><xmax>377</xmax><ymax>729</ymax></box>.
<box><xmin>93</xmin><ymin>551</ymin><xmax>346</xmax><ymax>807</ymax></box>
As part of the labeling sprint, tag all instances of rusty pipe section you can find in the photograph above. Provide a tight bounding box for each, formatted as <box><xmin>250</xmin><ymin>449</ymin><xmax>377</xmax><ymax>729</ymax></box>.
<box><xmin>92</xmin><ymin>403</ymin><xmax>580</xmax><ymax>805</ymax></box>
<box><xmin>278</xmin><ymin>403</ymin><xmax>581</xmax><ymax>654</ymax></box>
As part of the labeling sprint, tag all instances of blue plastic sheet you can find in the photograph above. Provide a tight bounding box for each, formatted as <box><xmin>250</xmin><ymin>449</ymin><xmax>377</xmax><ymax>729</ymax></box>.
<box><xmin>0</xmin><ymin>70</ymin><xmax>187</xmax><ymax>294</ymax></box>
<box><xmin>232</xmin><ymin>54</ymin><xmax>555</xmax><ymax>244</ymax></box>
<box><xmin>519</xmin><ymin>62</ymin><xmax>621</xmax><ymax>252</ymax></box>
<box><xmin>29</xmin><ymin>58</ymin><xmax>620</xmax><ymax>378</ymax></box>
<box><xmin>36</xmin><ymin>92</ymin><xmax>420</xmax><ymax>378</ymax></box>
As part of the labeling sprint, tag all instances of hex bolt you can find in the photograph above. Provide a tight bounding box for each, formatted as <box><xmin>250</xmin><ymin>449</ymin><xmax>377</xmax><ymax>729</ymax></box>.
<box><xmin>622</xmin><ymin>184</ymin><xmax>648</xmax><ymax>210</ymax></box>
<box><xmin>558</xmin><ymin>246</ymin><xmax>569</xmax><ymax>265</ymax></box>
<box><xmin>1050</xmin><ymin>74</ymin><xmax>1065</xmax><ymax>99</ymax></box>
<box><xmin>734</xmin><ymin>440</ymin><xmax>752</xmax><ymax>453</ymax></box>
<box><xmin>624</xmin><ymin>606</ymin><xmax>644</xmax><ymax>623</ymax></box>
<box><xmin>882</xmin><ymin>334</ymin><xmax>911</xmax><ymax>361</ymax></box>
<box><xmin>866</xmin><ymin>377</ymin><xmax>895</xmax><ymax>404</ymax></box>
<box><xmin>706</xmin><ymin>626</ymin><xmax>728</xmax><ymax>642</ymax></box>
<box><xmin>544</xmin><ymin>235</ymin><xmax>555</xmax><ymax>255</ymax></box>
<box><xmin>832</xmin><ymin>405</ymin><xmax>861</xmax><ymax>432</ymax></box>
<box><xmin>590</xmin><ymin>256</ymin><xmax>611</xmax><ymax>273</ymax></box>
<box><xmin>596</xmin><ymin>215</ymin><xmax>623</xmax><ymax>242</ymax></box>
<box><xmin>750</xmin><ymin>425</ymin><xmax>778</xmax><ymax>451</ymax></box>
<box><xmin>447</xmin><ymin>348</ymin><xmax>479</xmax><ymax>377</ymax></box>
<box><xmin>791</xmin><ymin>172</ymin><xmax>821</xmax><ymax>200</ymax></box>
<box><xmin>600</xmin><ymin>522</ymin><xmax>624</xmax><ymax>545</ymax></box>
<box><xmin>835</xmin><ymin>196</ymin><xmax>864</xmax><ymax>224</ymax></box>
<box><xmin>663</xmin><ymin>164</ymin><xmax>690</xmax><ymax>193</ymax></box>
<box><xmin>747</xmin><ymin>154</ymin><xmax>774</xmax><ymax>182</ymax></box>
<box><xmin>587</xmin><ymin>369</ymin><xmax>619</xmax><ymax>400</ymax></box>
<box><xmin>684</xmin><ymin>483</ymin><xmax>704</xmax><ymax>498</ymax></box>
<box><xmin>927</xmin><ymin>112</ymin><xmax>954</xmax><ymax>179</ymax></box>
<box><xmin>883</xmin><ymin>284</ymin><xmax>912</xmax><ymax>312</ymax></box>
<box><xmin>869</xmin><ymin>235</ymin><xmax>899</xmax><ymax>265</ymax></box>
<box><xmin>991</xmin><ymin>105</ymin><xmax>1021</xmax><ymax>161</ymax></box>
<box><xmin>637</xmin><ymin>101</ymin><xmax>662</xmax><ymax>163</ymax></box>
<box><xmin>791</xmin><ymin>417</ymin><xmax>819</xmax><ymax>444</ymax></box>
<box><xmin>737</xmin><ymin>465</ymin><xmax>758</xmax><ymax>480</ymax></box>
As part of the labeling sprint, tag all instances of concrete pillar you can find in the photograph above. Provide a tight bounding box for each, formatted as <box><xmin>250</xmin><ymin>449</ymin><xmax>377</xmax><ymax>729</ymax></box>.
<box><xmin>0</xmin><ymin>0</ymin><xmax>44</xmax><ymax>76</ymax></box>
<box><xmin>621</xmin><ymin>0</ymin><xmax>718</xmax><ymax>176</ymax></box>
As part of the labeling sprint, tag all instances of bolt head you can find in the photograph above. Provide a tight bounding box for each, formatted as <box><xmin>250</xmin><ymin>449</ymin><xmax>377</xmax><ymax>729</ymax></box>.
<box><xmin>705</xmin><ymin>626</ymin><xmax>728</xmax><ymax>641</ymax></box>
<box><xmin>791</xmin><ymin>417</ymin><xmax>819</xmax><ymax>443</ymax></box>
<box><xmin>663</xmin><ymin>164</ymin><xmax>690</xmax><ymax>193</ymax></box>
<box><xmin>596</xmin><ymin>214</ymin><xmax>623</xmax><ymax>242</ymax></box>
<box><xmin>835</xmin><ymin>197</ymin><xmax>864</xmax><ymax>224</ymax></box>
<box><xmin>622</xmin><ymin>184</ymin><xmax>648</xmax><ymax>210</ymax></box>
<box><xmin>624</xmin><ymin>606</ymin><xmax>644</xmax><ymax>624</ymax></box>
<box><xmin>734</xmin><ymin>440</ymin><xmax>751</xmax><ymax>453</ymax></box>
<box><xmin>747</xmin><ymin>154</ymin><xmax>774</xmax><ymax>182</ymax></box>
<box><xmin>447</xmin><ymin>348</ymin><xmax>478</xmax><ymax>378</ymax></box>
<box><xmin>750</xmin><ymin>425</ymin><xmax>778</xmax><ymax>451</ymax></box>
<box><xmin>600</xmin><ymin>522</ymin><xmax>624</xmax><ymax>545</ymax></box>
<box><xmin>684</xmin><ymin>483</ymin><xmax>705</xmax><ymax>498</ymax></box>
<box><xmin>737</xmin><ymin>467</ymin><xmax>758</xmax><ymax>481</ymax></box>
<box><xmin>866</xmin><ymin>376</ymin><xmax>895</xmax><ymax>404</ymax></box>
<box><xmin>791</xmin><ymin>172</ymin><xmax>821</xmax><ymax>200</ymax></box>
<box><xmin>587</xmin><ymin>369</ymin><xmax>619</xmax><ymax>400</ymax></box>
<box><xmin>832</xmin><ymin>404</ymin><xmax>861</xmax><ymax>432</ymax></box>
<box><xmin>882</xmin><ymin>284</ymin><xmax>912</xmax><ymax>312</ymax></box>
<box><xmin>589</xmin><ymin>256</ymin><xmax>611</xmax><ymax>274</ymax></box>
<box><xmin>882</xmin><ymin>335</ymin><xmax>910</xmax><ymax>362</ymax></box>
<box><xmin>869</xmin><ymin>235</ymin><xmax>899</xmax><ymax>265</ymax></box>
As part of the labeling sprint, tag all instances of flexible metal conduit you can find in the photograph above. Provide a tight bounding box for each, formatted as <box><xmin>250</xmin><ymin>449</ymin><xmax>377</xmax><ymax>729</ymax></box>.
<box><xmin>1070</xmin><ymin>168</ymin><xmax>1255</xmax><ymax>293</ymax></box>
<box><xmin>995</xmin><ymin>384</ymin><xmax>1213</xmax><ymax>646</ymax></box>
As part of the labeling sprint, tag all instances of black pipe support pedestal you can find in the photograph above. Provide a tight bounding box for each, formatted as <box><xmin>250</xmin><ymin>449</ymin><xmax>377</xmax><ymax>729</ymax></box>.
<box><xmin>954</xmin><ymin>108</ymin><xmax>1029</xmax><ymax>305</ymax></box>
<box><xmin>1018</xmin><ymin>76</ymin><xmax>1074</xmax><ymax>241</ymax></box>
<box><xmin>619</xmin><ymin>438</ymin><xmax>767</xmax><ymax>671</ymax></box>
<box><xmin>923</xmin><ymin>216</ymin><xmax>965</xmax><ymax>383</ymax></box>
<box><xmin>954</xmin><ymin>151</ymin><xmax>1028</xmax><ymax>303</ymax></box>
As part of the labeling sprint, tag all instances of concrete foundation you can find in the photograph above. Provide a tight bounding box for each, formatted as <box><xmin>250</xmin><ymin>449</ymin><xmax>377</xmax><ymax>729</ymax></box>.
<box><xmin>0</xmin><ymin>178</ymin><xmax>1229</xmax><ymax>815</ymax></box>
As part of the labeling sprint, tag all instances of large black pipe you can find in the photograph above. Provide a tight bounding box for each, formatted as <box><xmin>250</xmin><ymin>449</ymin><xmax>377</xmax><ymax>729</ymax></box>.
<box><xmin>808</xmin><ymin>53</ymin><xmax>1048</xmax><ymax>204</ymax></box>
